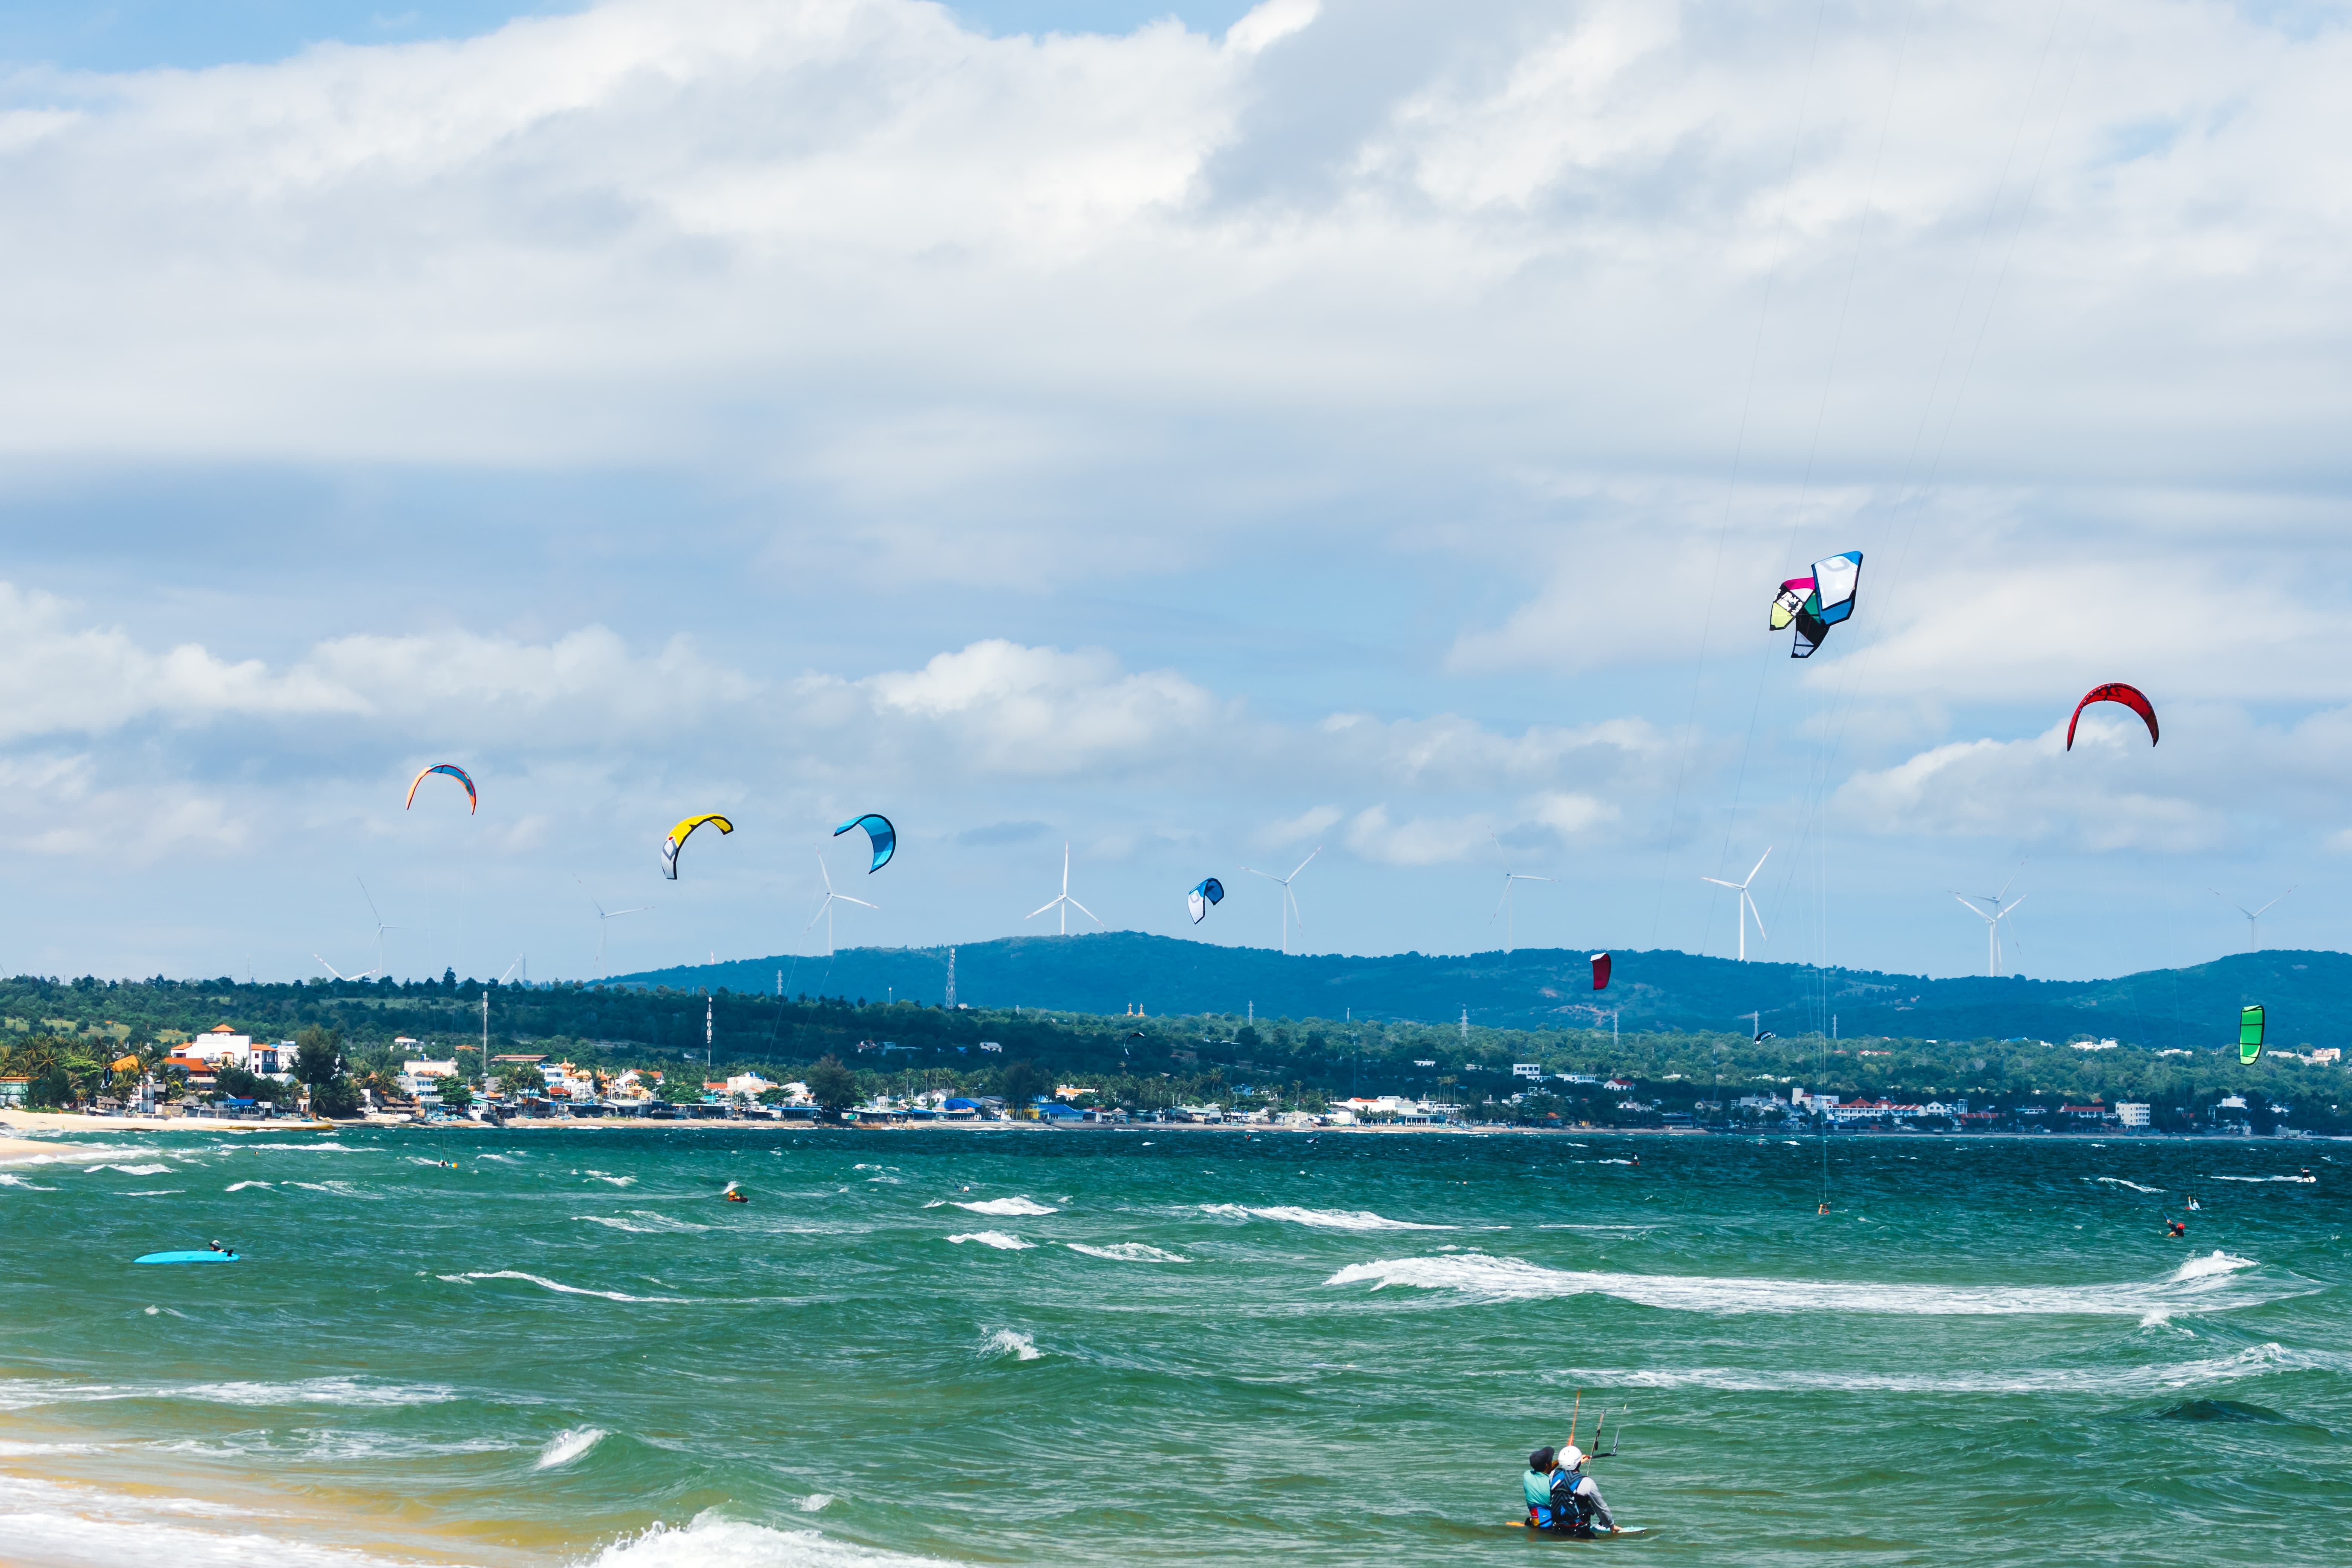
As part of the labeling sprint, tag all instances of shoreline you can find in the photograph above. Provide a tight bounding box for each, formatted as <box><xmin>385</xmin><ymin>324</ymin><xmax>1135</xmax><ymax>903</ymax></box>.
<box><xmin>5</xmin><ymin>1106</ymin><xmax>2336</xmax><ymax>1149</ymax></box>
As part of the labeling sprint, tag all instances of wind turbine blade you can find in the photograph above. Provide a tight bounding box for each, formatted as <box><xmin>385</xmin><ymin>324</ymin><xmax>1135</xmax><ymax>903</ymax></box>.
<box><xmin>1289</xmin><ymin>846</ymin><xmax>1321</xmax><ymax>881</ymax></box>
<box><xmin>840</xmin><ymin>896</ymin><xmax>878</xmax><ymax>911</ymax></box>
<box><xmin>2252</xmin><ymin>888</ymin><xmax>2293</xmax><ymax>918</ymax></box>
<box><xmin>1067</xmin><ymin>897</ymin><xmax>1103</xmax><ymax>928</ymax></box>
<box><xmin>2003</xmin><ymin>894</ymin><xmax>2027</xmax><ymax>917</ymax></box>
<box><xmin>1744</xmin><ymin>847</ymin><xmax>1772</xmax><ymax>886</ymax></box>
<box><xmin>820</xmin><ymin>857</ymin><xmax>835</xmax><ymax>894</ymax></box>
<box><xmin>1953</xmin><ymin>893</ymin><xmax>1996</xmax><ymax>925</ymax></box>
<box><xmin>1521</xmin><ymin>875</ymin><xmax>1556</xmax><ymax>884</ymax></box>
<box><xmin>1490</xmin><ymin>883</ymin><xmax>1512</xmax><ymax>922</ymax></box>
<box><xmin>1701</xmin><ymin>877</ymin><xmax>1740</xmax><ymax>890</ymax></box>
<box><xmin>1245</xmin><ymin>868</ymin><xmax>1283</xmax><ymax>884</ymax></box>
<box><xmin>1026</xmin><ymin>898</ymin><xmax>1061</xmax><ymax>920</ymax></box>
<box><xmin>357</xmin><ymin>877</ymin><xmax>383</xmax><ymax>925</ymax></box>
<box><xmin>802</xmin><ymin>900</ymin><xmax>831</xmax><ymax>934</ymax></box>
<box><xmin>1746</xmin><ymin>893</ymin><xmax>1767</xmax><ymax>943</ymax></box>
<box><xmin>1062</xmin><ymin>843</ymin><xmax>1071</xmax><ymax>894</ymax></box>
<box><xmin>314</xmin><ymin>955</ymin><xmax>346</xmax><ymax>980</ymax></box>
<box><xmin>610</xmin><ymin>907</ymin><xmax>648</xmax><ymax>918</ymax></box>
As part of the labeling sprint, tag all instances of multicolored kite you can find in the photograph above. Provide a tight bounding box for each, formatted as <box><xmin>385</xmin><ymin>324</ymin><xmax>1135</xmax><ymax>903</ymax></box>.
<box><xmin>404</xmin><ymin>763</ymin><xmax>476</xmax><ymax>814</ymax></box>
<box><xmin>835</xmin><ymin>814</ymin><xmax>896</xmax><ymax>874</ymax></box>
<box><xmin>1188</xmin><ymin>877</ymin><xmax>1225</xmax><ymax>924</ymax></box>
<box><xmin>660</xmin><ymin>814</ymin><xmax>734</xmax><ymax>880</ymax></box>
<box><xmin>2065</xmin><ymin>683</ymin><xmax>2159</xmax><ymax>751</ymax></box>
<box><xmin>1769</xmin><ymin>550</ymin><xmax>1863</xmax><ymax>658</ymax></box>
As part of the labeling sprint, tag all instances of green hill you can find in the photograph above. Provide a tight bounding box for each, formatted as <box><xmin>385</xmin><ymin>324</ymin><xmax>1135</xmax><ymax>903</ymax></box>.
<box><xmin>616</xmin><ymin>933</ymin><xmax>2346</xmax><ymax>1054</ymax></box>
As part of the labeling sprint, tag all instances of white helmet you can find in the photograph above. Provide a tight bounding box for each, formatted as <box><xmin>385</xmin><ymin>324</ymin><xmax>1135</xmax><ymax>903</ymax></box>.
<box><xmin>1559</xmin><ymin>1444</ymin><xmax>1585</xmax><ymax>1470</ymax></box>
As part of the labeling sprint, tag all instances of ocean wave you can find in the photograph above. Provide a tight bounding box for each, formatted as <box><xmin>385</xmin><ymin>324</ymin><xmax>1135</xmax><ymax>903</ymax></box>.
<box><xmin>1322</xmin><ymin>1249</ymin><xmax>2271</xmax><ymax>1317</ymax></box>
<box><xmin>1510</xmin><ymin>1341</ymin><xmax>2344</xmax><ymax>1396</ymax></box>
<box><xmin>215</xmin><ymin>1142</ymin><xmax>366</xmax><ymax>1152</ymax></box>
<box><xmin>123</xmin><ymin>1189</ymin><xmax>185</xmax><ymax>1196</ymax></box>
<box><xmin>979</xmin><ymin>1329</ymin><xmax>1043</xmax><ymax>1361</ymax></box>
<box><xmin>286</xmin><ymin>1180</ymin><xmax>382</xmax><ymax>1200</ymax></box>
<box><xmin>1200</xmin><ymin>1203</ymin><xmax>1452</xmax><ymax>1231</ymax></box>
<box><xmin>0</xmin><ymin>1478</ymin><xmax>414</xmax><ymax>1568</ymax></box>
<box><xmin>1067</xmin><ymin>1242</ymin><xmax>1190</xmax><ymax>1263</ymax></box>
<box><xmin>450</xmin><ymin>1270</ymin><xmax>696</xmax><ymax>1303</ymax></box>
<box><xmin>945</xmin><ymin>1231</ymin><xmax>1033</xmax><ymax>1250</ymax></box>
<box><xmin>0</xmin><ymin>1173</ymin><xmax>60</xmax><ymax>1189</ymax></box>
<box><xmin>0</xmin><ymin>1376</ymin><xmax>457</xmax><ymax>1412</ymax></box>
<box><xmin>584</xmin><ymin>1516</ymin><xmax>946</xmax><ymax>1567</ymax></box>
<box><xmin>951</xmin><ymin>1196</ymin><xmax>1057</xmax><ymax>1216</ymax></box>
<box><xmin>2095</xmin><ymin>1177</ymin><xmax>2164</xmax><ymax>1193</ymax></box>
<box><xmin>85</xmin><ymin>1163</ymin><xmax>172</xmax><ymax>1176</ymax></box>
<box><xmin>536</xmin><ymin>1427</ymin><xmax>608</xmax><ymax>1469</ymax></box>
<box><xmin>798</xmin><ymin>1495</ymin><xmax>834</xmax><ymax>1513</ymax></box>
<box><xmin>225</xmin><ymin>1180</ymin><xmax>274</xmax><ymax>1191</ymax></box>
<box><xmin>2211</xmin><ymin>1174</ymin><xmax>2317</xmax><ymax>1183</ymax></box>
<box><xmin>577</xmin><ymin>1212</ymin><xmax>713</xmax><ymax>1234</ymax></box>
<box><xmin>590</xmin><ymin>1175</ymin><xmax>637</xmax><ymax>1186</ymax></box>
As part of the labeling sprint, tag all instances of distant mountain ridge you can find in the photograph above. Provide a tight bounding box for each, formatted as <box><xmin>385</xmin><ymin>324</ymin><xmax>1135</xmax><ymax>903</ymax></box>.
<box><xmin>613</xmin><ymin>933</ymin><xmax>2349</xmax><ymax>1053</ymax></box>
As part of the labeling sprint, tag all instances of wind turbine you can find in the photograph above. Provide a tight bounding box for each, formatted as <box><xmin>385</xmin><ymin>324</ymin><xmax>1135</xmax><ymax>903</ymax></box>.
<box><xmin>1026</xmin><ymin>843</ymin><xmax>1102</xmax><ymax>936</ymax></box>
<box><xmin>805</xmin><ymin>854</ymin><xmax>877</xmax><ymax>956</ymax></box>
<box><xmin>1700</xmin><ymin>848</ymin><xmax>1771</xmax><ymax>962</ymax></box>
<box><xmin>313</xmin><ymin>955</ymin><xmax>379</xmax><ymax>982</ymax></box>
<box><xmin>1245</xmin><ymin>846</ymin><xmax>1320</xmax><ymax>956</ymax></box>
<box><xmin>2211</xmin><ymin>887</ymin><xmax>2292</xmax><ymax>951</ymax></box>
<box><xmin>357</xmin><ymin>878</ymin><xmax>401</xmax><ymax>980</ymax></box>
<box><xmin>1952</xmin><ymin>868</ymin><xmax>2027</xmax><ymax>977</ymax></box>
<box><xmin>577</xmin><ymin>877</ymin><xmax>647</xmax><ymax>982</ymax></box>
<box><xmin>1488</xmin><ymin>833</ymin><xmax>1554</xmax><ymax>954</ymax></box>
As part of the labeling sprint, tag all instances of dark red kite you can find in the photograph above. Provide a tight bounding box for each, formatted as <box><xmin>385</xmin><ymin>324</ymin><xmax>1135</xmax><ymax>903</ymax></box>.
<box><xmin>2065</xmin><ymin>683</ymin><xmax>2158</xmax><ymax>751</ymax></box>
<box><xmin>1591</xmin><ymin>952</ymin><xmax>1612</xmax><ymax>991</ymax></box>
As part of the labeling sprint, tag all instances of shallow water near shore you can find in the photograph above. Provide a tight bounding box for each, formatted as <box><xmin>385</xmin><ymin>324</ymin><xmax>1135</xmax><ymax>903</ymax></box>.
<box><xmin>3</xmin><ymin>1126</ymin><xmax>2347</xmax><ymax>1565</ymax></box>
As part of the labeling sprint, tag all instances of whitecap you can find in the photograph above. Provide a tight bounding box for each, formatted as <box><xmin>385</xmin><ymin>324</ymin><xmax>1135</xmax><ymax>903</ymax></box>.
<box><xmin>978</xmin><ymin>1328</ymin><xmax>1042</xmax><ymax>1360</ymax></box>
<box><xmin>945</xmin><ymin>1231</ymin><xmax>1033</xmax><ymax>1250</ymax></box>
<box><xmin>0</xmin><ymin>1376</ymin><xmax>457</xmax><ymax>1412</ymax></box>
<box><xmin>2095</xmin><ymin>1178</ymin><xmax>2164</xmax><ymax>1193</ymax></box>
<box><xmin>1067</xmin><ymin>1242</ymin><xmax>1190</xmax><ymax>1263</ymax></box>
<box><xmin>1324</xmin><ymin>1248</ymin><xmax>2275</xmax><ymax>1318</ymax></box>
<box><xmin>951</xmin><ymin>1196</ymin><xmax>1057</xmax><ymax>1216</ymax></box>
<box><xmin>590</xmin><ymin>1175</ymin><xmax>636</xmax><ymax>1186</ymax></box>
<box><xmin>455</xmin><ymin>1270</ymin><xmax>695</xmax><ymax>1303</ymax></box>
<box><xmin>85</xmin><ymin>1163</ymin><xmax>172</xmax><ymax>1176</ymax></box>
<box><xmin>1503</xmin><ymin>1340</ymin><xmax>2341</xmax><ymax>1396</ymax></box>
<box><xmin>1199</xmin><ymin>1203</ymin><xmax>1451</xmax><ymax>1231</ymax></box>
<box><xmin>122</xmin><ymin>1189</ymin><xmax>184</xmax><ymax>1196</ymax></box>
<box><xmin>585</xmin><ymin>1517</ymin><xmax>942</xmax><ymax>1566</ymax></box>
<box><xmin>2212</xmin><ymin>1174</ymin><xmax>2317</xmax><ymax>1183</ymax></box>
<box><xmin>534</xmin><ymin>1426</ymin><xmax>607</xmax><ymax>1468</ymax></box>
<box><xmin>0</xmin><ymin>1173</ymin><xmax>61</xmax><ymax>1190</ymax></box>
<box><xmin>799</xmin><ymin>1493</ymin><xmax>835</xmax><ymax>1512</ymax></box>
<box><xmin>224</xmin><ymin>1181</ymin><xmax>273</xmax><ymax>1192</ymax></box>
<box><xmin>576</xmin><ymin>1212</ymin><xmax>712</xmax><ymax>1234</ymax></box>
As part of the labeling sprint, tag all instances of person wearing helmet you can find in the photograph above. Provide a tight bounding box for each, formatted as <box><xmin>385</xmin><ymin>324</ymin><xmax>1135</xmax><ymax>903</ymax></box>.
<box><xmin>1523</xmin><ymin>1445</ymin><xmax>1616</xmax><ymax>1535</ymax></box>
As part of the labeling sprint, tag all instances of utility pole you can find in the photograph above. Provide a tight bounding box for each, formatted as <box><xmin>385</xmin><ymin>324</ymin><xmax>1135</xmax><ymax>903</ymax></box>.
<box><xmin>480</xmin><ymin>991</ymin><xmax>489</xmax><ymax>1092</ymax></box>
<box><xmin>946</xmin><ymin>947</ymin><xmax>957</xmax><ymax>1008</ymax></box>
<box><xmin>706</xmin><ymin>996</ymin><xmax>714</xmax><ymax>1073</ymax></box>
<box><xmin>1460</xmin><ymin>1007</ymin><xmax>1468</xmax><ymax>1043</ymax></box>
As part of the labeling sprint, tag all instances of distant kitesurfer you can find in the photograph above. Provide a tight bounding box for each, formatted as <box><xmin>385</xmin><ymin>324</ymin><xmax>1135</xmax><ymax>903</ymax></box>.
<box><xmin>1524</xmin><ymin>1445</ymin><xmax>1615</xmax><ymax>1535</ymax></box>
<box><xmin>206</xmin><ymin>1239</ymin><xmax>230</xmax><ymax>1253</ymax></box>
<box><xmin>2167</xmin><ymin>1218</ymin><xmax>2186</xmax><ymax>1238</ymax></box>
<box><xmin>723</xmin><ymin>1187</ymin><xmax>748</xmax><ymax>1203</ymax></box>
<box><xmin>2187</xmin><ymin>1195</ymin><xmax>2200</xmax><ymax>1211</ymax></box>
<box><xmin>1817</xmin><ymin>1200</ymin><xmax>1830</xmax><ymax>1215</ymax></box>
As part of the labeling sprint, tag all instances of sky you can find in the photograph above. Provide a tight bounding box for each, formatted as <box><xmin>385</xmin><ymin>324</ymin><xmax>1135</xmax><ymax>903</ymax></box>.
<box><xmin>0</xmin><ymin>0</ymin><xmax>2347</xmax><ymax>993</ymax></box>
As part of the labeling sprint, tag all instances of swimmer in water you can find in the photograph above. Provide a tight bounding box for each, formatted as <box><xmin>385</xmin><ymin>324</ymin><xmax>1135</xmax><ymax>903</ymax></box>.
<box><xmin>1817</xmin><ymin>1200</ymin><xmax>1830</xmax><ymax>1215</ymax></box>
<box><xmin>2167</xmin><ymin>1218</ymin><xmax>2186</xmax><ymax>1237</ymax></box>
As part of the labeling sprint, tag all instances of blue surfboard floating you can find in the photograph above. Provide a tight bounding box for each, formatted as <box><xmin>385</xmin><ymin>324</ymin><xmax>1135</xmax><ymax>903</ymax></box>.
<box><xmin>133</xmin><ymin>1250</ymin><xmax>240</xmax><ymax>1264</ymax></box>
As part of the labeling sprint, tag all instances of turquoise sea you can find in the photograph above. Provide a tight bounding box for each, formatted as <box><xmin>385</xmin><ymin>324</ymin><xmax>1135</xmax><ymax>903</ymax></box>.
<box><xmin>2</xmin><ymin>1126</ymin><xmax>2346</xmax><ymax>1566</ymax></box>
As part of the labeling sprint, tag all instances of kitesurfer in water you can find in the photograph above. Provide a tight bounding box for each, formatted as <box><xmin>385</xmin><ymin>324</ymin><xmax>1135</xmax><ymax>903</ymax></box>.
<box><xmin>2167</xmin><ymin>1218</ymin><xmax>2186</xmax><ymax>1238</ymax></box>
<box><xmin>1523</xmin><ymin>1446</ymin><xmax>1615</xmax><ymax>1535</ymax></box>
<box><xmin>206</xmin><ymin>1239</ymin><xmax>233</xmax><ymax>1254</ymax></box>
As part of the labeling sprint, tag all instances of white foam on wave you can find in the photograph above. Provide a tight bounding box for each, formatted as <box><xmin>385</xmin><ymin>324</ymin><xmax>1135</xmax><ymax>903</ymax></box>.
<box><xmin>590</xmin><ymin>1174</ymin><xmax>637</xmax><ymax>1186</ymax></box>
<box><xmin>0</xmin><ymin>1376</ymin><xmax>457</xmax><ymax>1412</ymax></box>
<box><xmin>451</xmin><ymin>1270</ymin><xmax>695</xmax><ymax>1303</ymax></box>
<box><xmin>945</xmin><ymin>1231</ymin><xmax>1032</xmax><ymax>1250</ymax></box>
<box><xmin>1520</xmin><ymin>1340</ymin><xmax>2343</xmax><ymax>1395</ymax></box>
<box><xmin>124</xmin><ymin>1188</ymin><xmax>185</xmax><ymax>1196</ymax></box>
<box><xmin>2213</xmin><ymin>1174</ymin><xmax>2317</xmax><ymax>1183</ymax></box>
<box><xmin>2094</xmin><ymin>1177</ymin><xmax>2164</xmax><ymax>1193</ymax></box>
<box><xmin>978</xmin><ymin>1329</ymin><xmax>1042</xmax><ymax>1361</ymax></box>
<box><xmin>143</xmin><ymin>1305</ymin><xmax>189</xmax><ymax>1318</ymax></box>
<box><xmin>0</xmin><ymin>1478</ymin><xmax>412</xmax><ymax>1568</ymax></box>
<box><xmin>577</xmin><ymin>1212</ymin><xmax>713</xmax><ymax>1234</ymax></box>
<box><xmin>583</xmin><ymin>1516</ymin><xmax>944</xmax><ymax>1567</ymax></box>
<box><xmin>225</xmin><ymin>1180</ymin><xmax>274</xmax><ymax>1191</ymax></box>
<box><xmin>286</xmin><ymin>1180</ymin><xmax>381</xmax><ymax>1200</ymax></box>
<box><xmin>85</xmin><ymin>1162</ymin><xmax>172</xmax><ymax>1175</ymax></box>
<box><xmin>798</xmin><ymin>1494</ymin><xmax>834</xmax><ymax>1513</ymax></box>
<box><xmin>536</xmin><ymin>1427</ymin><xmax>608</xmax><ymax>1468</ymax></box>
<box><xmin>1067</xmin><ymin>1242</ymin><xmax>1190</xmax><ymax>1263</ymax></box>
<box><xmin>0</xmin><ymin>1172</ymin><xmax>60</xmax><ymax>1189</ymax></box>
<box><xmin>1200</xmin><ymin>1203</ymin><xmax>1452</xmax><ymax>1231</ymax></box>
<box><xmin>951</xmin><ymin>1196</ymin><xmax>1057</xmax><ymax>1216</ymax></box>
<box><xmin>1324</xmin><ymin>1248</ymin><xmax>2273</xmax><ymax>1317</ymax></box>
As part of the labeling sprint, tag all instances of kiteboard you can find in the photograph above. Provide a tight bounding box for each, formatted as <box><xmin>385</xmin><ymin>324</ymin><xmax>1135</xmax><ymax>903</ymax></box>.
<box><xmin>133</xmin><ymin>1250</ymin><xmax>240</xmax><ymax>1264</ymax></box>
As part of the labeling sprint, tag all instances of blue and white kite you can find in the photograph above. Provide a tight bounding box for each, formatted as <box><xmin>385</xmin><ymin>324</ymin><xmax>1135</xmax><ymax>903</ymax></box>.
<box><xmin>834</xmin><ymin>813</ymin><xmax>896</xmax><ymax>873</ymax></box>
<box><xmin>1769</xmin><ymin>549</ymin><xmax>1863</xmax><ymax>658</ymax></box>
<box><xmin>1187</xmin><ymin>877</ymin><xmax>1225</xmax><ymax>924</ymax></box>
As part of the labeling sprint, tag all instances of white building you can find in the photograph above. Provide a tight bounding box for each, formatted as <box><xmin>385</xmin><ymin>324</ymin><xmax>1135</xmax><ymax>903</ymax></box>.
<box><xmin>398</xmin><ymin>1060</ymin><xmax>460</xmax><ymax>1102</ymax></box>
<box><xmin>2116</xmin><ymin>1102</ymin><xmax>2151</xmax><ymax>1127</ymax></box>
<box><xmin>1512</xmin><ymin>1064</ymin><xmax>1544</xmax><ymax>1080</ymax></box>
